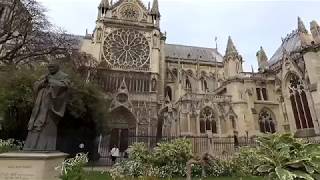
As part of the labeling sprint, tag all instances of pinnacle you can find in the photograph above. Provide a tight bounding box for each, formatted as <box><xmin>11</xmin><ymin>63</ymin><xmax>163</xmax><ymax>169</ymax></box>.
<box><xmin>99</xmin><ymin>0</ymin><xmax>109</xmax><ymax>8</ymax></box>
<box><xmin>298</xmin><ymin>17</ymin><xmax>308</xmax><ymax>33</ymax></box>
<box><xmin>225</xmin><ymin>36</ymin><xmax>238</xmax><ymax>56</ymax></box>
<box><xmin>310</xmin><ymin>20</ymin><xmax>320</xmax><ymax>30</ymax></box>
<box><xmin>151</xmin><ymin>0</ymin><xmax>160</xmax><ymax>16</ymax></box>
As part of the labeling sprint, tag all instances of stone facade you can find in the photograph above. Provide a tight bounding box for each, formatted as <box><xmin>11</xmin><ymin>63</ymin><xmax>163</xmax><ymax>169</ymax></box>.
<box><xmin>80</xmin><ymin>0</ymin><xmax>320</xmax><ymax>141</ymax></box>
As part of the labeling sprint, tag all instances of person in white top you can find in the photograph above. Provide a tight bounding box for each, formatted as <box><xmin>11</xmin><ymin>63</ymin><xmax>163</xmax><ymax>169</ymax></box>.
<box><xmin>110</xmin><ymin>145</ymin><xmax>120</xmax><ymax>164</ymax></box>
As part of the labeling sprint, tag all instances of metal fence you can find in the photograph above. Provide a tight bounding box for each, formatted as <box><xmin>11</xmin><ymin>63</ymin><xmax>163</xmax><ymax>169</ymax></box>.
<box><xmin>92</xmin><ymin>135</ymin><xmax>320</xmax><ymax>166</ymax></box>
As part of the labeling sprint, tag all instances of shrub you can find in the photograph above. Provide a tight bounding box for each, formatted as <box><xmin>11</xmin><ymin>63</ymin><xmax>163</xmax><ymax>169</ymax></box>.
<box><xmin>110</xmin><ymin>139</ymin><xmax>193</xmax><ymax>179</ymax></box>
<box><xmin>153</xmin><ymin>138</ymin><xmax>193</xmax><ymax>167</ymax></box>
<box><xmin>191</xmin><ymin>158</ymin><xmax>234</xmax><ymax>178</ymax></box>
<box><xmin>232</xmin><ymin>147</ymin><xmax>262</xmax><ymax>176</ymax></box>
<box><xmin>0</xmin><ymin>139</ymin><xmax>22</xmax><ymax>153</ymax></box>
<box><xmin>128</xmin><ymin>142</ymin><xmax>151</xmax><ymax>163</ymax></box>
<box><xmin>57</xmin><ymin>153</ymin><xmax>88</xmax><ymax>180</ymax></box>
<box><xmin>255</xmin><ymin>133</ymin><xmax>320</xmax><ymax>180</ymax></box>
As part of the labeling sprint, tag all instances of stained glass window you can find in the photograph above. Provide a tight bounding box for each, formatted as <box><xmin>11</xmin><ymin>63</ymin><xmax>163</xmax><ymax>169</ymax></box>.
<box><xmin>259</xmin><ymin>109</ymin><xmax>276</xmax><ymax>133</ymax></box>
<box><xmin>288</xmin><ymin>74</ymin><xmax>314</xmax><ymax>129</ymax></box>
<box><xmin>103</xmin><ymin>29</ymin><xmax>150</xmax><ymax>69</ymax></box>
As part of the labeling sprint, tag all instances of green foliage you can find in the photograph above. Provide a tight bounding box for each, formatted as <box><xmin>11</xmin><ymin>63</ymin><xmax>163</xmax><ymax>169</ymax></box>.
<box><xmin>0</xmin><ymin>66</ymin><xmax>44</xmax><ymax>140</ymax></box>
<box><xmin>254</xmin><ymin>133</ymin><xmax>320</xmax><ymax>180</ymax></box>
<box><xmin>0</xmin><ymin>63</ymin><xmax>110</xmax><ymax>140</ymax></box>
<box><xmin>128</xmin><ymin>142</ymin><xmax>152</xmax><ymax>163</ymax></box>
<box><xmin>0</xmin><ymin>139</ymin><xmax>23</xmax><ymax>153</ymax></box>
<box><xmin>57</xmin><ymin>153</ymin><xmax>88</xmax><ymax>180</ymax></box>
<box><xmin>110</xmin><ymin>139</ymin><xmax>193</xmax><ymax>179</ymax></box>
<box><xmin>152</xmin><ymin>138</ymin><xmax>193</xmax><ymax>167</ymax></box>
<box><xmin>191</xmin><ymin>159</ymin><xmax>234</xmax><ymax>178</ymax></box>
<box><xmin>232</xmin><ymin>147</ymin><xmax>262</xmax><ymax>176</ymax></box>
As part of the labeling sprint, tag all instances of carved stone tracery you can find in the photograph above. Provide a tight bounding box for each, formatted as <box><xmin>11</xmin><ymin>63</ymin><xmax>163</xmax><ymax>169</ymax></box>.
<box><xmin>103</xmin><ymin>29</ymin><xmax>150</xmax><ymax>69</ymax></box>
<box><xmin>119</xmin><ymin>3</ymin><xmax>141</xmax><ymax>21</ymax></box>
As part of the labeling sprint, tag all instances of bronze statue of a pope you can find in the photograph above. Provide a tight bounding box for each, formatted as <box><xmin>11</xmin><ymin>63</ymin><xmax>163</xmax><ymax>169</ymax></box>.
<box><xmin>23</xmin><ymin>63</ymin><xmax>70</xmax><ymax>151</ymax></box>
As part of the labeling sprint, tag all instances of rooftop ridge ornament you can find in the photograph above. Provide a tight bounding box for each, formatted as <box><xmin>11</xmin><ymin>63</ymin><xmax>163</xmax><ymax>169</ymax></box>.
<box><xmin>256</xmin><ymin>46</ymin><xmax>269</xmax><ymax>72</ymax></box>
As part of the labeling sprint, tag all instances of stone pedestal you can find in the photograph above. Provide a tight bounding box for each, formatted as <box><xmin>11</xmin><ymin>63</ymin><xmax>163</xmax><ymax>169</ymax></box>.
<box><xmin>0</xmin><ymin>152</ymin><xmax>68</xmax><ymax>180</ymax></box>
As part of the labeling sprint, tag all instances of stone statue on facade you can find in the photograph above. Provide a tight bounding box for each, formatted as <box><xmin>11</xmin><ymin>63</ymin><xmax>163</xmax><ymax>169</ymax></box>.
<box><xmin>23</xmin><ymin>63</ymin><xmax>70</xmax><ymax>151</ymax></box>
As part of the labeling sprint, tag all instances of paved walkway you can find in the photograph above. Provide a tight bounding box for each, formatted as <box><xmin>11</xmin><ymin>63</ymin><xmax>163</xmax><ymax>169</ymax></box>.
<box><xmin>84</xmin><ymin>166</ymin><xmax>111</xmax><ymax>172</ymax></box>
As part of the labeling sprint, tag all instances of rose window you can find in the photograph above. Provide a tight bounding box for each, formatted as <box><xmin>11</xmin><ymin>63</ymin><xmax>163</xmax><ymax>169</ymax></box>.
<box><xmin>119</xmin><ymin>4</ymin><xmax>141</xmax><ymax>21</ymax></box>
<box><xmin>103</xmin><ymin>29</ymin><xmax>150</xmax><ymax>69</ymax></box>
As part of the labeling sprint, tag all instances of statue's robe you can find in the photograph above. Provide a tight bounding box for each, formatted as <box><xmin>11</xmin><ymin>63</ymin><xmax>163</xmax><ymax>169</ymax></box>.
<box><xmin>23</xmin><ymin>71</ymin><xmax>70</xmax><ymax>151</ymax></box>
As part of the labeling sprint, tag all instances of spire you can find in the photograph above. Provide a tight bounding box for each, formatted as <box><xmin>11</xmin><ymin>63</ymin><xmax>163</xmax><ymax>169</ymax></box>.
<box><xmin>298</xmin><ymin>17</ymin><xmax>308</xmax><ymax>33</ymax></box>
<box><xmin>310</xmin><ymin>20</ymin><xmax>320</xmax><ymax>43</ymax></box>
<box><xmin>99</xmin><ymin>0</ymin><xmax>109</xmax><ymax>9</ymax></box>
<box><xmin>225</xmin><ymin>36</ymin><xmax>238</xmax><ymax>56</ymax></box>
<box><xmin>310</xmin><ymin>20</ymin><xmax>320</xmax><ymax>31</ymax></box>
<box><xmin>150</xmin><ymin>0</ymin><xmax>160</xmax><ymax>17</ymax></box>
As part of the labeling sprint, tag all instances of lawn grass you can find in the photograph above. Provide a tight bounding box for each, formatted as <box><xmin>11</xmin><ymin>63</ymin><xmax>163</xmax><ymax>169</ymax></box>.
<box><xmin>84</xmin><ymin>171</ymin><xmax>264</xmax><ymax>180</ymax></box>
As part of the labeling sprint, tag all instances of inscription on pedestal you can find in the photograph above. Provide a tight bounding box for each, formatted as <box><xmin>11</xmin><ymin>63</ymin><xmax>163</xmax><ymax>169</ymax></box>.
<box><xmin>0</xmin><ymin>165</ymin><xmax>35</xmax><ymax>180</ymax></box>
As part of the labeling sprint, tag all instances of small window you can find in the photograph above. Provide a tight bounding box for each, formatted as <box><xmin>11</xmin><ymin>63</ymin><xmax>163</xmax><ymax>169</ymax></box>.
<box><xmin>256</xmin><ymin>88</ymin><xmax>262</xmax><ymax>100</ymax></box>
<box><xmin>262</xmin><ymin>88</ymin><xmax>268</xmax><ymax>100</ymax></box>
<box><xmin>206</xmin><ymin>120</ymin><xmax>211</xmax><ymax>130</ymax></box>
<box><xmin>186</xmin><ymin>78</ymin><xmax>192</xmax><ymax>91</ymax></box>
<box><xmin>0</xmin><ymin>7</ymin><xmax>4</xmax><ymax>20</ymax></box>
<box><xmin>212</xmin><ymin>121</ymin><xmax>217</xmax><ymax>134</ymax></box>
<box><xmin>231</xmin><ymin>116</ymin><xmax>236</xmax><ymax>129</ymax></box>
<box><xmin>256</xmin><ymin>87</ymin><xmax>268</xmax><ymax>101</ymax></box>
<box><xmin>200</xmin><ymin>120</ymin><xmax>205</xmax><ymax>133</ymax></box>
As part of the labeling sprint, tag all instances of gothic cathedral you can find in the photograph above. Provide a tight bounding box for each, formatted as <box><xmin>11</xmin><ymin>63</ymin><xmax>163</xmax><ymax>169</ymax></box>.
<box><xmin>80</xmin><ymin>0</ymin><xmax>320</xmax><ymax>147</ymax></box>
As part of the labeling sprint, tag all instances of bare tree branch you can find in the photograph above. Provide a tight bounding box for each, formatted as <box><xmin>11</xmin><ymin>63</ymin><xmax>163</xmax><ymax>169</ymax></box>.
<box><xmin>0</xmin><ymin>0</ymin><xmax>77</xmax><ymax>66</ymax></box>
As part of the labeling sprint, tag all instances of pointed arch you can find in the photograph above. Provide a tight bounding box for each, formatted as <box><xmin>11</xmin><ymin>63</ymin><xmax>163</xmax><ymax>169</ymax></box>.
<box><xmin>185</xmin><ymin>77</ymin><xmax>192</xmax><ymax>92</ymax></box>
<box><xmin>109</xmin><ymin>106</ymin><xmax>137</xmax><ymax>152</ymax></box>
<box><xmin>200</xmin><ymin>107</ymin><xmax>217</xmax><ymax>134</ymax></box>
<box><xmin>165</xmin><ymin>86</ymin><xmax>172</xmax><ymax>101</ymax></box>
<box><xmin>287</xmin><ymin>73</ymin><xmax>314</xmax><ymax>130</ymax></box>
<box><xmin>258</xmin><ymin>108</ymin><xmax>276</xmax><ymax>133</ymax></box>
<box><xmin>200</xmin><ymin>77</ymin><xmax>208</xmax><ymax>92</ymax></box>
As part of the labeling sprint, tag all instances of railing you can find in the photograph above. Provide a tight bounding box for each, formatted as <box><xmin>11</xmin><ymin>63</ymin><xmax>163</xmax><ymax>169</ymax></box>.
<box><xmin>181</xmin><ymin>93</ymin><xmax>232</xmax><ymax>102</ymax></box>
<box><xmin>93</xmin><ymin>135</ymin><xmax>320</xmax><ymax>166</ymax></box>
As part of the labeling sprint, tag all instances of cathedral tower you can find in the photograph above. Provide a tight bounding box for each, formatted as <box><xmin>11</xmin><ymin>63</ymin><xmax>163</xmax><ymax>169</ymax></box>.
<box><xmin>223</xmin><ymin>36</ymin><xmax>243</xmax><ymax>78</ymax></box>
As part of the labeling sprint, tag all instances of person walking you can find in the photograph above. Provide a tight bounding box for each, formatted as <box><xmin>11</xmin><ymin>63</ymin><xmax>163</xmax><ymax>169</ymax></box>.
<box><xmin>110</xmin><ymin>145</ymin><xmax>120</xmax><ymax>165</ymax></box>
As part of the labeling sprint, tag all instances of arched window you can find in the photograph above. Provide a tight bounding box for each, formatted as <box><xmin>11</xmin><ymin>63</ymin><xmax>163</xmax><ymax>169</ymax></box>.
<box><xmin>165</xmin><ymin>86</ymin><xmax>172</xmax><ymax>101</ymax></box>
<box><xmin>259</xmin><ymin>109</ymin><xmax>276</xmax><ymax>133</ymax></box>
<box><xmin>201</xmin><ymin>77</ymin><xmax>208</xmax><ymax>92</ymax></box>
<box><xmin>0</xmin><ymin>7</ymin><xmax>4</xmax><ymax>20</ymax></box>
<box><xmin>200</xmin><ymin>107</ymin><xmax>217</xmax><ymax>134</ymax></box>
<box><xmin>172</xmin><ymin>68</ymin><xmax>178</xmax><ymax>77</ymax></box>
<box><xmin>230</xmin><ymin>116</ymin><xmax>236</xmax><ymax>129</ymax></box>
<box><xmin>288</xmin><ymin>74</ymin><xmax>314</xmax><ymax>129</ymax></box>
<box><xmin>186</xmin><ymin>77</ymin><xmax>192</xmax><ymax>92</ymax></box>
<box><xmin>200</xmin><ymin>120</ymin><xmax>205</xmax><ymax>133</ymax></box>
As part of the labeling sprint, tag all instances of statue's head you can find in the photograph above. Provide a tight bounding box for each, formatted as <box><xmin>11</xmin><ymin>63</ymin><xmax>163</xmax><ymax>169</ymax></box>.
<box><xmin>47</xmin><ymin>62</ymin><xmax>60</xmax><ymax>75</ymax></box>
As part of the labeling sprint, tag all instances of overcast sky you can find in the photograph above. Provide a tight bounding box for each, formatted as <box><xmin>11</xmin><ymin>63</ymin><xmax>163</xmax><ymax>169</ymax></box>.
<box><xmin>37</xmin><ymin>0</ymin><xmax>320</xmax><ymax>71</ymax></box>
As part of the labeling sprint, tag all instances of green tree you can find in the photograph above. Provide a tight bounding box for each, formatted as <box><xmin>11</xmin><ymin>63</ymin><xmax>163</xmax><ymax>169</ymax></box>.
<box><xmin>0</xmin><ymin>61</ymin><xmax>110</xmax><ymax>143</ymax></box>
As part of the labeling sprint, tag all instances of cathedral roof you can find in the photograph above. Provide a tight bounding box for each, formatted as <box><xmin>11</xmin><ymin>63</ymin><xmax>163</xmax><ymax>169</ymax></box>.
<box><xmin>165</xmin><ymin>44</ymin><xmax>223</xmax><ymax>63</ymax></box>
<box><xmin>269</xmin><ymin>17</ymin><xmax>309</xmax><ymax>66</ymax></box>
<box><xmin>268</xmin><ymin>30</ymin><xmax>302</xmax><ymax>66</ymax></box>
